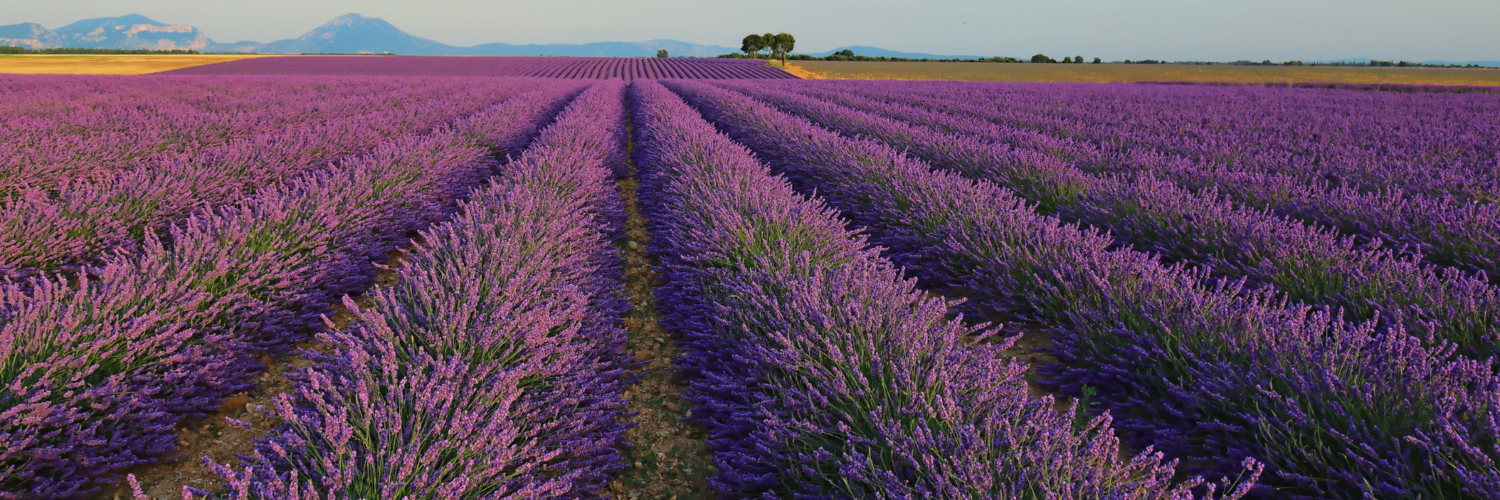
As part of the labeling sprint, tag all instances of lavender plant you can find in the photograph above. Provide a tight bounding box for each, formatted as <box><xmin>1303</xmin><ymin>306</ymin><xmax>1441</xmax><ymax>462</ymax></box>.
<box><xmin>0</xmin><ymin>83</ymin><xmax>585</xmax><ymax>499</ymax></box>
<box><xmin>665</xmin><ymin>79</ymin><xmax>1499</xmax><ymax>499</ymax></box>
<box><xmin>796</xmin><ymin>80</ymin><xmax>1500</xmax><ymax>279</ymax></box>
<box><xmin>633</xmin><ymin>80</ymin><xmax>1259</xmax><ymax>498</ymax></box>
<box><xmin>210</xmin><ymin>81</ymin><xmax>633</xmax><ymax>499</ymax></box>
<box><xmin>715</xmin><ymin>81</ymin><xmax>1500</xmax><ymax>359</ymax></box>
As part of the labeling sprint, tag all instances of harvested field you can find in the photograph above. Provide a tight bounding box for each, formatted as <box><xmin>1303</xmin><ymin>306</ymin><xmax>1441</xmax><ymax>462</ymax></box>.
<box><xmin>788</xmin><ymin>60</ymin><xmax>1500</xmax><ymax>85</ymax></box>
<box><xmin>0</xmin><ymin>54</ymin><xmax>270</xmax><ymax>75</ymax></box>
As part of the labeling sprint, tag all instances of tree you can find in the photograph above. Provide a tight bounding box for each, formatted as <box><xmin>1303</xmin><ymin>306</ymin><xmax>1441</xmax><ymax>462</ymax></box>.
<box><xmin>774</xmin><ymin>33</ymin><xmax>795</xmax><ymax>65</ymax></box>
<box><xmin>838</xmin><ymin>49</ymin><xmax>854</xmax><ymax>57</ymax></box>
<box><xmin>1093</xmin><ymin>57</ymin><xmax>1102</xmax><ymax>64</ymax></box>
<box><xmin>1075</xmin><ymin>55</ymin><xmax>1083</xmax><ymax>64</ymax></box>
<box><xmin>1031</xmin><ymin>53</ymin><xmax>1054</xmax><ymax>63</ymax></box>
<box><xmin>762</xmin><ymin>33</ymin><xmax>776</xmax><ymax>58</ymax></box>
<box><xmin>741</xmin><ymin>34</ymin><xmax>764</xmax><ymax>58</ymax></box>
<box><xmin>657</xmin><ymin>49</ymin><xmax>669</xmax><ymax>58</ymax></box>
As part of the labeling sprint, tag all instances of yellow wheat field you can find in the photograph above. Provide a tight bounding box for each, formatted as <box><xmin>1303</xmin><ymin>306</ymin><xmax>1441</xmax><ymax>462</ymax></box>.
<box><xmin>787</xmin><ymin>61</ymin><xmax>1500</xmax><ymax>86</ymax></box>
<box><xmin>0</xmin><ymin>54</ymin><xmax>271</xmax><ymax>75</ymax></box>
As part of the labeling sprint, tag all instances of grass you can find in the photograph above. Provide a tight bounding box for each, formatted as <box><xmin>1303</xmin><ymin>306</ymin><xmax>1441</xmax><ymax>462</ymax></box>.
<box><xmin>785</xmin><ymin>60</ymin><xmax>1500</xmax><ymax>86</ymax></box>
<box><xmin>0</xmin><ymin>54</ymin><xmax>271</xmax><ymax>75</ymax></box>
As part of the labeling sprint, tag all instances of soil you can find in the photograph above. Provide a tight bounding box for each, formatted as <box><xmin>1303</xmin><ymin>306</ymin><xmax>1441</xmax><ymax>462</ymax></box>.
<box><xmin>95</xmin><ymin>242</ymin><xmax>415</xmax><ymax>500</ymax></box>
<box><xmin>603</xmin><ymin>119</ymin><xmax>716</xmax><ymax>499</ymax></box>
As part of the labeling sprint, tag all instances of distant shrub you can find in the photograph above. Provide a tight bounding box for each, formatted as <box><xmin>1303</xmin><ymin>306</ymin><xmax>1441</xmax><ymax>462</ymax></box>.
<box><xmin>0</xmin><ymin>47</ymin><xmax>200</xmax><ymax>55</ymax></box>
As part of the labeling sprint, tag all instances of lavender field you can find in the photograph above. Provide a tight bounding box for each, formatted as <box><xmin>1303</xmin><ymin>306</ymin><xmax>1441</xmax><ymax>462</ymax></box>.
<box><xmin>1</xmin><ymin>58</ymin><xmax>1498</xmax><ymax>499</ymax></box>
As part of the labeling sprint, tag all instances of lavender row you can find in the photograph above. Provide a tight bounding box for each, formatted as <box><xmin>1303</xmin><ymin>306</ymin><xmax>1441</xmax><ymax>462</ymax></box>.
<box><xmin>165</xmin><ymin>55</ymin><xmax>797</xmax><ymax>80</ymax></box>
<box><xmin>665</xmin><ymin>80</ymin><xmax>1500</xmax><ymax>499</ymax></box>
<box><xmin>803</xmin><ymin>80</ymin><xmax>1500</xmax><ymax>277</ymax></box>
<box><xmin>632</xmin><ymin>80</ymin><xmax>1257</xmax><ymax>498</ymax></box>
<box><xmin>1139</xmin><ymin>80</ymin><xmax>1500</xmax><ymax>94</ymax></box>
<box><xmin>718</xmin><ymin>81</ymin><xmax>1500</xmax><ymax>359</ymax></box>
<box><xmin>208</xmin><ymin>81</ymin><xmax>633</xmax><ymax>499</ymax></box>
<box><xmin>0</xmin><ymin>79</ymin><xmax>539</xmax><ymax>279</ymax></box>
<box><xmin>868</xmin><ymin>81</ymin><xmax>1500</xmax><ymax>203</ymax></box>
<box><xmin>0</xmin><ymin>83</ymin><xmax>584</xmax><ymax>499</ymax></box>
<box><xmin>1</xmin><ymin>76</ymin><xmax>472</xmax><ymax>193</ymax></box>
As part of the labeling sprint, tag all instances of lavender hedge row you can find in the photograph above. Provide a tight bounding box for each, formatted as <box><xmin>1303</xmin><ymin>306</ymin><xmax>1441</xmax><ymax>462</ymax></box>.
<box><xmin>871</xmin><ymin>81</ymin><xmax>1500</xmax><ymax>204</ymax></box>
<box><xmin>719</xmin><ymin>81</ymin><xmax>1500</xmax><ymax>359</ymax></box>
<box><xmin>0</xmin><ymin>79</ymin><xmax>540</xmax><ymax>279</ymax></box>
<box><xmin>0</xmin><ymin>76</ymin><xmax>467</xmax><ymax>194</ymax></box>
<box><xmin>207</xmin><ymin>81</ymin><xmax>633</xmax><ymax>499</ymax></box>
<box><xmin>802</xmin><ymin>80</ymin><xmax>1500</xmax><ymax>278</ymax></box>
<box><xmin>0</xmin><ymin>83</ymin><xmax>585</xmax><ymax>499</ymax></box>
<box><xmin>666</xmin><ymin>80</ymin><xmax>1500</xmax><ymax>499</ymax></box>
<box><xmin>633</xmin><ymin>79</ymin><xmax>1258</xmax><ymax>498</ymax></box>
<box><xmin>1139</xmin><ymin>80</ymin><xmax>1500</xmax><ymax>95</ymax></box>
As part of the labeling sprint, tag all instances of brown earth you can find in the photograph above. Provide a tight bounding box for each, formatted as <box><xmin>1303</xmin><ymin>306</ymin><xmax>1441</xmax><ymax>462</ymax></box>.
<box><xmin>604</xmin><ymin>117</ymin><xmax>717</xmax><ymax>499</ymax></box>
<box><xmin>0</xmin><ymin>55</ymin><xmax>268</xmax><ymax>75</ymax></box>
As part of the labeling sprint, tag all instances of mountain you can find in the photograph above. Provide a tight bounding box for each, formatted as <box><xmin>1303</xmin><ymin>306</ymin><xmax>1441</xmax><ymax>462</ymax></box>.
<box><xmin>213</xmin><ymin>14</ymin><xmax>737</xmax><ymax>56</ymax></box>
<box><xmin>805</xmin><ymin>45</ymin><xmax>983</xmax><ymax>60</ymax></box>
<box><xmin>0</xmin><ymin>22</ymin><xmax>62</xmax><ymax>49</ymax></box>
<box><xmin>3</xmin><ymin>13</ymin><xmax>740</xmax><ymax>56</ymax></box>
<box><xmin>217</xmin><ymin>13</ymin><xmax>465</xmax><ymax>54</ymax></box>
<box><xmin>51</xmin><ymin>14</ymin><xmax>212</xmax><ymax>50</ymax></box>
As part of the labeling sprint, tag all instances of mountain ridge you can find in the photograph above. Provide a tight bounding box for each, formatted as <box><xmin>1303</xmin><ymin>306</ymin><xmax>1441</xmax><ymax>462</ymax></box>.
<box><xmin>0</xmin><ymin>13</ymin><xmax>743</xmax><ymax>57</ymax></box>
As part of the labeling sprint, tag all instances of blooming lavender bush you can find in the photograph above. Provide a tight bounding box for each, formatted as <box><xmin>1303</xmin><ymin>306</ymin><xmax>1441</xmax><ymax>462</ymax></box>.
<box><xmin>666</xmin><ymin>79</ymin><xmax>1499</xmax><ymax>499</ymax></box>
<box><xmin>795</xmin><ymin>80</ymin><xmax>1500</xmax><ymax>279</ymax></box>
<box><xmin>716</xmin><ymin>80</ymin><xmax>1500</xmax><ymax>359</ymax></box>
<box><xmin>212</xmin><ymin>81</ymin><xmax>634</xmax><ymax>499</ymax></box>
<box><xmin>634</xmin><ymin>80</ymin><xmax>1259</xmax><ymax>498</ymax></box>
<box><xmin>0</xmin><ymin>77</ymin><xmax>539</xmax><ymax>279</ymax></box>
<box><xmin>0</xmin><ymin>83</ymin><xmax>585</xmax><ymax>499</ymax></box>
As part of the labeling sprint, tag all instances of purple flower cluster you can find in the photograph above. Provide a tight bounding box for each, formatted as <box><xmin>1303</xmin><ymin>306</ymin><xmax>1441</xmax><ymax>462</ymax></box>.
<box><xmin>0</xmin><ymin>75</ymin><xmax>471</xmax><ymax>193</ymax></box>
<box><xmin>633</xmin><ymin>80</ymin><xmax>1259</xmax><ymax>498</ymax></box>
<box><xmin>0</xmin><ymin>83</ymin><xmax>585</xmax><ymax>498</ymax></box>
<box><xmin>715</xmin><ymin>80</ymin><xmax>1500</xmax><ymax>359</ymax></box>
<box><xmin>0</xmin><ymin>76</ymin><xmax>542</xmax><ymax>278</ymax></box>
<box><xmin>209</xmin><ymin>81</ymin><xmax>633</xmax><ymax>499</ymax></box>
<box><xmin>801</xmin><ymin>80</ymin><xmax>1500</xmax><ymax>278</ymax></box>
<box><xmin>165</xmin><ymin>56</ymin><xmax>796</xmax><ymax>80</ymax></box>
<box><xmin>1139</xmin><ymin>80</ymin><xmax>1500</xmax><ymax>94</ymax></box>
<box><xmin>665</xmin><ymin>79</ymin><xmax>1499</xmax><ymax>498</ymax></box>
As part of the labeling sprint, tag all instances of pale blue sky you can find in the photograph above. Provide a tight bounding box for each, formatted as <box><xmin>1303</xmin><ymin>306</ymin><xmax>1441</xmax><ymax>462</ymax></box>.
<box><xmin>8</xmin><ymin>0</ymin><xmax>1499</xmax><ymax>61</ymax></box>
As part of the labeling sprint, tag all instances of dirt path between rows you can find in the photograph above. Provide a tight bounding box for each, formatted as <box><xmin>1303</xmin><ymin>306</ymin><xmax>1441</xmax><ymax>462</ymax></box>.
<box><xmin>603</xmin><ymin>118</ymin><xmax>716</xmax><ymax>500</ymax></box>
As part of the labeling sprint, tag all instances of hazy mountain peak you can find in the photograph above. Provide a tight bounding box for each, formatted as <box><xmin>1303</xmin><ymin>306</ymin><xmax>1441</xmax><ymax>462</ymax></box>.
<box><xmin>0</xmin><ymin>22</ymin><xmax>62</xmax><ymax>49</ymax></box>
<box><xmin>55</xmin><ymin>14</ymin><xmax>167</xmax><ymax>35</ymax></box>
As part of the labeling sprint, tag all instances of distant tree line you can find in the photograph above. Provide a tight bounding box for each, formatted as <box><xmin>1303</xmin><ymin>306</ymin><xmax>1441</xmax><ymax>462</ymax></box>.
<box><xmin>1127</xmin><ymin>58</ymin><xmax>1494</xmax><ymax>69</ymax></box>
<box><xmin>0</xmin><ymin>46</ymin><xmax>201</xmax><ymax>55</ymax></box>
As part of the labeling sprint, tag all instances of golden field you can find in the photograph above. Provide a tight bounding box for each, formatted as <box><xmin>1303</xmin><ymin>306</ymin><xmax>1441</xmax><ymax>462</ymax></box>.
<box><xmin>0</xmin><ymin>54</ymin><xmax>269</xmax><ymax>75</ymax></box>
<box><xmin>786</xmin><ymin>60</ymin><xmax>1500</xmax><ymax>86</ymax></box>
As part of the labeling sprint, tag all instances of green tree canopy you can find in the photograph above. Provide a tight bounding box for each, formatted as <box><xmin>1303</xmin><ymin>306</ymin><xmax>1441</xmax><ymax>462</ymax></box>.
<box><xmin>774</xmin><ymin>33</ymin><xmax>796</xmax><ymax>64</ymax></box>
<box><xmin>741</xmin><ymin>34</ymin><xmax>764</xmax><ymax>57</ymax></box>
<box><xmin>657</xmin><ymin>49</ymin><xmax>669</xmax><ymax>58</ymax></box>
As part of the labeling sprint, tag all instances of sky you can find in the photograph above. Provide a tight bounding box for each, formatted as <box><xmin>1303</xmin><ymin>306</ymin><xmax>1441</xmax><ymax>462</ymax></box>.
<box><xmin>6</xmin><ymin>0</ymin><xmax>1499</xmax><ymax>61</ymax></box>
